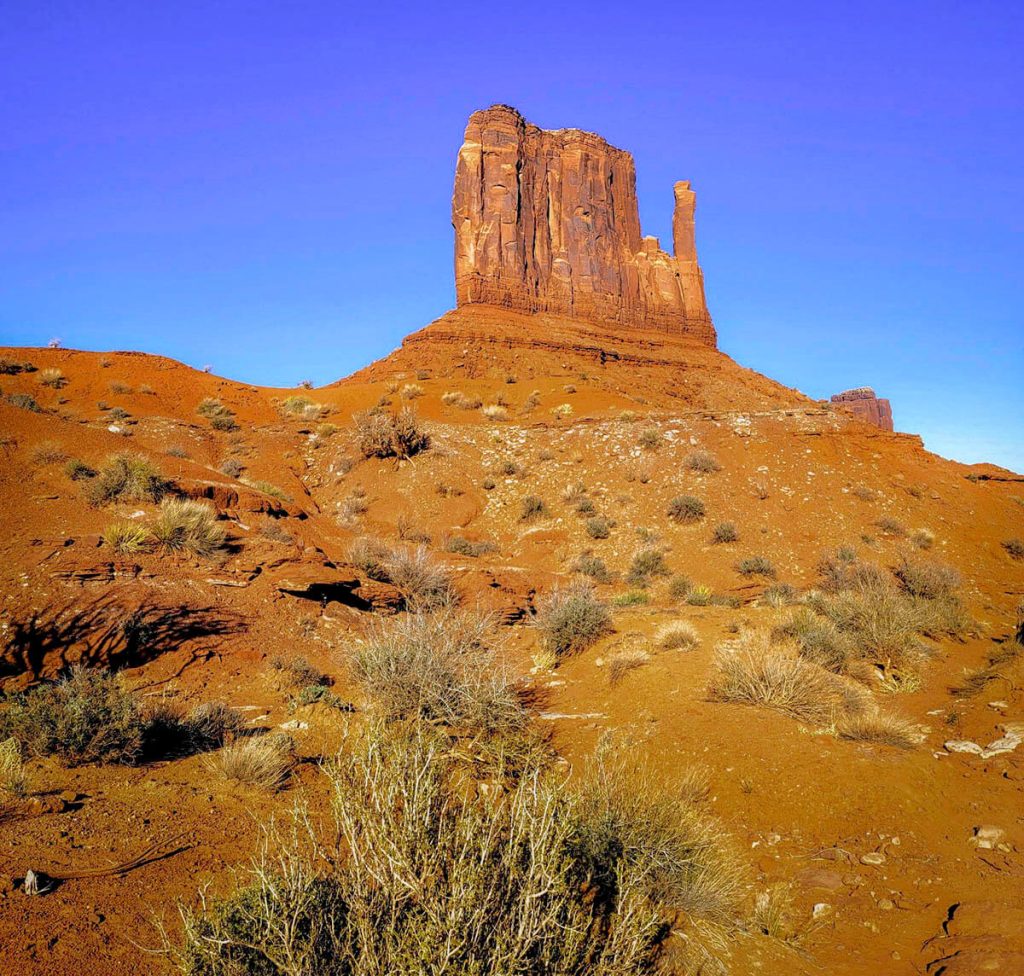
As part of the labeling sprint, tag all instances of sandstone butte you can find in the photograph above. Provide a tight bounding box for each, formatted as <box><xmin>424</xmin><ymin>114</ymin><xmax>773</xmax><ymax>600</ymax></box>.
<box><xmin>0</xmin><ymin>106</ymin><xmax>1023</xmax><ymax>976</ymax></box>
<box><xmin>831</xmin><ymin>386</ymin><xmax>895</xmax><ymax>431</ymax></box>
<box><xmin>453</xmin><ymin>104</ymin><xmax>715</xmax><ymax>343</ymax></box>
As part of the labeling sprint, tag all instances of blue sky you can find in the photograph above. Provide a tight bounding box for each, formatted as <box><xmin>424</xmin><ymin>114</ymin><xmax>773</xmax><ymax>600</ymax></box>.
<box><xmin>1</xmin><ymin>1</ymin><xmax>1021</xmax><ymax>471</ymax></box>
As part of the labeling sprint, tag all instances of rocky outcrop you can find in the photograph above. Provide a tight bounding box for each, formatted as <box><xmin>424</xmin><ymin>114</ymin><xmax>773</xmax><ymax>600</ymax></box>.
<box><xmin>831</xmin><ymin>387</ymin><xmax>894</xmax><ymax>431</ymax></box>
<box><xmin>452</xmin><ymin>105</ymin><xmax>715</xmax><ymax>344</ymax></box>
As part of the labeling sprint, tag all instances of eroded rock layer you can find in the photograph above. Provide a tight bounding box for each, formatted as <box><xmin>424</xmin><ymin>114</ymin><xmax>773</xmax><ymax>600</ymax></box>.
<box><xmin>452</xmin><ymin>105</ymin><xmax>716</xmax><ymax>344</ymax></box>
<box><xmin>831</xmin><ymin>387</ymin><xmax>894</xmax><ymax>431</ymax></box>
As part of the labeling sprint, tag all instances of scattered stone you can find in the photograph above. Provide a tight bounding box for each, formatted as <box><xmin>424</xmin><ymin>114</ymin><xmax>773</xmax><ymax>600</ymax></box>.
<box><xmin>971</xmin><ymin>825</ymin><xmax>1006</xmax><ymax>850</ymax></box>
<box><xmin>860</xmin><ymin>852</ymin><xmax>886</xmax><ymax>866</ymax></box>
<box><xmin>944</xmin><ymin>739</ymin><xmax>984</xmax><ymax>755</ymax></box>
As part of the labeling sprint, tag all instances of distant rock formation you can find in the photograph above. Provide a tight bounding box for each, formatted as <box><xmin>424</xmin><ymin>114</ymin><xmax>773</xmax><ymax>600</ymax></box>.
<box><xmin>452</xmin><ymin>105</ymin><xmax>716</xmax><ymax>345</ymax></box>
<box><xmin>831</xmin><ymin>387</ymin><xmax>894</xmax><ymax>431</ymax></box>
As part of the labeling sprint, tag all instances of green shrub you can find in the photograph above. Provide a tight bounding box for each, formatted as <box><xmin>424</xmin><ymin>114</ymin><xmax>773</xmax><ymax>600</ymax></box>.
<box><xmin>573</xmin><ymin>553</ymin><xmax>614</xmax><ymax>583</ymax></box>
<box><xmin>668</xmin><ymin>494</ymin><xmax>705</xmax><ymax>523</ymax></box>
<box><xmin>64</xmin><ymin>458</ymin><xmax>97</xmax><ymax>481</ymax></box>
<box><xmin>197</xmin><ymin>398</ymin><xmax>238</xmax><ymax>431</ymax></box>
<box><xmin>444</xmin><ymin>535</ymin><xmax>497</xmax><ymax>558</ymax></box>
<box><xmin>534</xmin><ymin>583</ymin><xmax>612</xmax><ymax>660</ymax></box>
<box><xmin>153</xmin><ymin>499</ymin><xmax>227</xmax><ymax>557</ymax></box>
<box><xmin>0</xmin><ymin>666</ymin><xmax>145</xmax><ymax>765</ymax></box>
<box><xmin>86</xmin><ymin>453</ymin><xmax>170</xmax><ymax>505</ymax></box>
<box><xmin>612</xmin><ymin>590</ymin><xmax>650</xmax><ymax>607</ymax></box>
<box><xmin>686</xmin><ymin>585</ymin><xmax>713</xmax><ymax>606</ymax></box>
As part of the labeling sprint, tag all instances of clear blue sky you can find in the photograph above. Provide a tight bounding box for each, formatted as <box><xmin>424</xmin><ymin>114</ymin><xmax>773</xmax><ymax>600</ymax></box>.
<box><xmin>2</xmin><ymin>1</ymin><xmax>1021</xmax><ymax>471</ymax></box>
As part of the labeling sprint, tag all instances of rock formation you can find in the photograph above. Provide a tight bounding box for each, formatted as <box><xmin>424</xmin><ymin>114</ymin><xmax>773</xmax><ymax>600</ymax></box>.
<box><xmin>452</xmin><ymin>105</ymin><xmax>715</xmax><ymax>345</ymax></box>
<box><xmin>831</xmin><ymin>387</ymin><xmax>894</xmax><ymax>431</ymax></box>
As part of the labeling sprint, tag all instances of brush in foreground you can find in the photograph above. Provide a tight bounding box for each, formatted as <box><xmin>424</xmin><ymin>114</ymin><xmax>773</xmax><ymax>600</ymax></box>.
<box><xmin>153</xmin><ymin>499</ymin><xmax>227</xmax><ymax>556</ymax></box>
<box><xmin>208</xmin><ymin>735</ymin><xmax>292</xmax><ymax>791</ymax></box>
<box><xmin>533</xmin><ymin>582</ymin><xmax>612</xmax><ymax>661</ymax></box>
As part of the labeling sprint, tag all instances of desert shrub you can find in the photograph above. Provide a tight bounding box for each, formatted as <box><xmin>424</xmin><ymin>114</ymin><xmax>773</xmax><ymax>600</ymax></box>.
<box><xmin>109</xmin><ymin>406</ymin><xmax>131</xmax><ymax>423</ymax></box>
<box><xmin>686</xmin><ymin>585</ymin><xmax>713</xmax><ymax>606</ymax></box>
<box><xmin>444</xmin><ymin>535</ymin><xmax>496</xmax><ymax>558</ymax></box>
<box><xmin>817</xmin><ymin>549</ymin><xmax>885</xmax><ymax>592</ymax></box>
<box><xmin>349</xmin><ymin>536</ymin><xmax>393</xmax><ymax>581</ymax></box>
<box><xmin>293</xmin><ymin>685</ymin><xmax>352</xmax><ymax>711</ymax></box>
<box><xmin>0</xmin><ymin>357</ymin><xmax>35</xmax><ymax>375</ymax></box>
<box><xmin>638</xmin><ymin>426</ymin><xmax>661</xmax><ymax>450</ymax></box>
<box><xmin>612</xmin><ymin>591</ymin><xmax>650</xmax><ymax>606</ymax></box>
<box><xmin>669</xmin><ymin>575</ymin><xmax>692</xmax><ymax>600</ymax></box>
<box><xmin>549</xmin><ymin>403</ymin><xmax>572</xmax><ymax>419</ymax></box>
<box><xmin>400</xmin><ymin>383</ymin><xmax>424</xmax><ymax>400</ymax></box>
<box><xmin>110</xmin><ymin>381</ymin><xmax>132</xmax><ymax>394</ymax></box>
<box><xmin>39</xmin><ymin>367</ymin><xmax>65</xmax><ymax>388</ymax></box>
<box><xmin>668</xmin><ymin>494</ymin><xmax>705</xmax><ymax>523</ymax></box>
<box><xmin>270</xmin><ymin>655</ymin><xmax>329</xmax><ymax>690</ymax></box>
<box><xmin>607</xmin><ymin>647</ymin><xmax>650</xmax><ymax>684</ymax></box>
<box><xmin>774</xmin><ymin>608</ymin><xmax>854</xmax><ymax>673</ymax></box>
<box><xmin>166</xmin><ymin>446</ymin><xmax>189</xmax><ymax>458</ymax></box>
<box><xmin>836</xmin><ymin>709</ymin><xmax>917</xmax><ymax>748</ymax></box>
<box><xmin>172</xmin><ymin>727</ymin><xmax>743</xmax><ymax>976</ymax></box>
<box><xmin>875</xmin><ymin>516</ymin><xmax>907</xmax><ymax>537</ymax></box>
<box><xmin>0</xmin><ymin>737</ymin><xmax>29</xmax><ymax>797</ymax></box>
<box><xmin>586</xmin><ymin>516</ymin><xmax>611</xmax><ymax>539</ymax></box>
<box><xmin>574</xmin><ymin>553</ymin><xmax>614</xmax><ymax>584</ymax></box>
<box><xmin>911</xmin><ymin>528</ymin><xmax>934</xmax><ymax>550</ymax></box>
<box><xmin>685</xmin><ymin>449</ymin><xmax>721</xmax><ymax>473</ymax></box>
<box><xmin>711</xmin><ymin>593</ymin><xmax>742</xmax><ymax>609</ymax></box>
<box><xmin>387</xmin><ymin>545</ymin><xmax>458</xmax><ymax>611</ymax></box>
<box><xmin>197</xmin><ymin>398</ymin><xmax>237</xmax><ymax>431</ymax></box>
<box><xmin>354</xmin><ymin>407</ymin><xmax>428</xmax><ymax>459</ymax></box>
<box><xmin>520</xmin><ymin>494</ymin><xmax>547</xmax><ymax>521</ymax></box>
<box><xmin>241</xmin><ymin>478</ymin><xmax>291</xmax><ymax>502</ymax></box>
<box><xmin>31</xmin><ymin>440</ymin><xmax>67</xmax><ymax>465</ymax></box>
<box><xmin>893</xmin><ymin>556</ymin><xmax>961</xmax><ymax>601</ymax></box>
<box><xmin>735</xmin><ymin>555</ymin><xmax>776</xmax><ymax>578</ymax></box>
<box><xmin>64</xmin><ymin>458</ymin><xmax>96</xmax><ymax>481</ymax></box>
<box><xmin>352</xmin><ymin>612</ymin><xmax>526</xmax><ymax>739</ymax></box>
<box><xmin>208</xmin><ymin>735</ymin><xmax>292</xmax><ymax>791</ymax></box>
<box><xmin>441</xmin><ymin>390</ymin><xmax>462</xmax><ymax>406</ymax></box>
<box><xmin>1002</xmin><ymin>538</ymin><xmax>1024</xmax><ymax>560</ymax></box>
<box><xmin>626</xmin><ymin>548</ymin><xmax>669</xmax><ymax>587</ymax></box>
<box><xmin>712</xmin><ymin>521</ymin><xmax>738</xmax><ymax>544</ymax></box>
<box><xmin>145</xmin><ymin>699</ymin><xmax>247</xmax><ymax>758</ymax></box>
<box><xmin>658</xmin><ymin>622</ymin><xmax>700</xmax><ymax>650</ymax></box>
<box><xmin>102</xmin><ymin>521</ymin><xmax>152</xmax><ymax>554</ymax></box>
<box><xmin>7</xmin><ymin>392</ymin><xmax>41</xmax><ymax>412</ymax></box>
<box><xmin>0</xmin><ymin>666</ymin><xmax>144</xmax><ymax>765</ymax></box>
<box><xmin>219</xmin><ymin>458</ymin><xmax>244</xmax><ymax>478</ymax></box>
<box><xmin>86</xmin><ymin>452</ymin><xmax>170</xmax><ymax>505</ymax></box>
<box><xmin>575</xmin><ymin>497</ymin><xmax>596</xmax><ymax>515</ymax></box>
<box><xmin>482</xmin><ymin>477</ymin><xmax>496</xmax><ymax>490</ymax></box>
<box><xmin>709</xmin><ymin>631</ymin><xmax>869</xmax><ymax>724</ymax></box>
<box><xmin>762</xmin><ymin>583</ymin><xmax>798</xmax><ymax>608</ymax></box>
<box><xmin>852</xmin><ymin>485</ymin><xmax>876</xmax><ymax>501</ymax></box>
<box><xmin>281</xmin><ymin>395</ymin><xmax>327</xmax><ymax>419</ymax></box>
<box><xmin>533</xmin><ymin>583</ymin><xmax>612</xmax><ymax>660</ymax></box>
<box><xmin>153</xmin><ymin>499</ymin><xmax>227</xmax><ymax>557</ymax></box>
<box><xmin>481</xmin><ymin>404</ymin><xmax>507</xmax><ymax>420</ymax></box>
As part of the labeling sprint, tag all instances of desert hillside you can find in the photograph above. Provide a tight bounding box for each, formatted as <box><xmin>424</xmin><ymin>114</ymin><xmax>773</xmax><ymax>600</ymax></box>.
<box><xmin>1</xmin><ymin>105</ymin><xmax>1023</xmax><ymax>976</ymax></box>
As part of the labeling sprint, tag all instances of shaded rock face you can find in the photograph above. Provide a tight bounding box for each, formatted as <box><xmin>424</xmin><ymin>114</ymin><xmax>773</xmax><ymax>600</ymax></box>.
<box><xmin>452</xmin><ymin>105</ymin><xmax>716</xmax><ymax>345</ymax></box>
<box><xmin>831</xmin><ymin>387</ymin><xmax>894</xmax><ymax>431</ymax></box>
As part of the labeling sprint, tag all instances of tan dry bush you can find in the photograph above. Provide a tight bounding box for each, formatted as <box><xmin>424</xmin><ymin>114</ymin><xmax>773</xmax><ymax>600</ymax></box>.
<box><xmin>658</xmin><ymin>621</ymin><xmax>700</xmax><ymax>651</ymax></box>
<box><xmin>353</xmin><ymin>407</ymin><xmax>428</xmax><ymax>459</ymax></box>
<box><xmin>837</xmin><ymin>709</ymin><xmax>918</xmax><ymax>748</ymax></box>
<box><xmin>0</xmin><ymin>737</ymin><xmax>29</xmax><ymax>797</ymax></box>
<box><xmin>481</xmin><ymin>403</ymin><xmax>508</xmax><ymax>420</ymax></box>
<box><xmin>153</xmin><ymin>499</ymin><xmax>227</xmax><ymax>557</ymax></box>
<box><xmin>102</xmin><ymin>521</ymin><xmax>152</xmax><ymax>554</ymax></box>
<box><xmin>710</xmin><ymin>630</ymin><xmax>870</xmax><ymax>725</ymax></box>
<box><xmin>533</xmin><ymin>582</ymin><xmax>612</xmax><ymax>661</ymax></box>
<box><xmin>385</xmin><ymin>544</ymin><xmax>458</xmax><ymax>611</ymax></box>
<box><xmin>31</xmin><ymin>440</ymin><xmax>67</xmax><ymax>465</ymax></box>
<box><xmin>86</xmin><ymin>452</ymin><xmax>170</xmax><ymax>506</ymax></box>
<box><xmin>208</xmin><ymin>735</ymin><xmax>291</xmax><ymax>791</ymax></box>
<box><xmin>607</xmin><ymin>647</ymin><xmax>651</xmax><ymax>685</ymax></box>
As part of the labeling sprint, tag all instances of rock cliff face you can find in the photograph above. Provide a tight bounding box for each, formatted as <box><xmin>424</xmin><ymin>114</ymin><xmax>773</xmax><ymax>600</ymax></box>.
<box><xmin>452</xmin><ymin>105</ymin><xmax>716</xmax><ymax>345</ymax></box>
<box><xmin>831</xmin><ymin>387</ymin><xmax>894</xmax><ymax>431</ymax></box>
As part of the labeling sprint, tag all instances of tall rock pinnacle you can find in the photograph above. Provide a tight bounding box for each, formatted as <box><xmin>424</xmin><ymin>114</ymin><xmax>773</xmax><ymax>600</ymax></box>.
<box><xmin>451</xmin><ymin>105</ymin><xmax>716</xmax><ymax>345</ymax></box>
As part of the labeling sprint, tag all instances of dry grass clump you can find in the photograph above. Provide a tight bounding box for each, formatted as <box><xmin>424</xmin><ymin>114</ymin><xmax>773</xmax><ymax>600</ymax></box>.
<box><xmin>64</xmin><ymin>457</ymin><xmax>96</xmax><ymax>481</ymax></box>
<box><xmin>626</xmin><ymin>547</ymin><xmax>670</xmax><ymax>587</ymax></box>
<box><xmin>638</xmin><ymin>426</ymin><xmax>662</xmax><ymax>449</ymax></box>
<box><xmin>197</xmin><ymin>397</ymin><xmax>238</xmax><ymax>431</ymax></box>
<box><xmin>270</xmin><ymin>655</ymin><xmax>329</xmax><ymax>690</ymax></box>
<box><xmin>911</xmin><ymin>528</ymin><xmax>934</xmax><ymax>550</ymax></box>
<box><xmin>1002</xmin><ymin>538</ymin><xmax>1024</xmax><ymax>560</ymax></box>
<box><xmin>153</xmin><ymin>499</ymin><xmax>227</xmax><ymax>557</ymax></box>
<box><xmin>710</xmin><ymin>631</ymin><xmax>870</xmax><ymax>724</ymax></box>
<box><xmin>481</xmin><ymin>403</ymin><xmax>508</xmax><ymax>420</ymax></box>
<box><xmin>751</xmin><ymin>883</ymin><xmax>808</xmax><ymax>945</ymax></box>
<box><xmin>145</xmin><ymin>699</ymin><xmax>247</xmax><ymax>758</ymax></box>
<box><xmin>735</xmin><ymin>555</ymin><xmax>776</xmax><ymax>578</ymax></box>
<box><xmin>280</xmin><ymin>395</ymin><xmax>328</xmax><ymax>419</ymax></box>
<box><xmin>520</xmin><ymin>494</ymin><xmax>548</xmax><ymax>521</ymax></box>
<box><xmin>762</xmin><ymin>583</ymin><xmax>798</xmax><ymax>607</ymax></box>
<box><xmin>86</xmin><ymin>452</ymin><xmax>170</xmax><ymax>505</ymax></box>
<box><xmin>668</xmin><ymin>494</ymin><xmax>705</xmax><ymax>523</ymax></box>
<box><xmin>443</xmin><ymin>535</ymin><xmax>497</xmax><ymax>558</ymax></box>
<box><xmin>399</xmin><ymin>383</ymin><xmax>424</xmax><ymax>400</ymax></box>
<box><xmin>32</xmin><ymin>440</ymin><xmax>67</xmax><ymax>465</ymax></box>
<box><xmin>353</xmin><ymin>407</ymin><xmax>428</xmax><ymax>458</ymax></box>
<box><xmin>241</xmin><ymin>477</ymin><xmax>291</xmax><ymax>502</ymax></box>
<box><xmin>39</xmin><ymin>367</ymin><xmax>65</xmax><ymax>388</ymax></box>
<box><xmin>658</xmin><ymin>621</ymin><xmax>700</xmax><ymax>650</ymax></box>
<box><xmin>219</xmin><ymin>457</ymin><xmax>244</xmax><ymax>478</ymax></box>
<box><xmin>533</xmin><ymin>582</ymin><xmax>612</xmax><ymax>661</ymax></box>
<box><xmin>350</xmin><ymin>539</ymin><xmax>457</xmax><ymax>610</ymax></box>
<box><xmin>686</xmin><ymin>584</ymin><xmax>713</xmax><ymax>606</ymax></box>
<box><xmin>836</xmin><ymin>709</ymin><xmax>917</xmax><ymax>748</ymax></box>
<box><xmin>171</xmin><ymin>726</ymin><xmax>744</xmax><ymax>976</ymax></box>
<box><xmin>7</xmin><ymin>392</ymin><xmax>42</xmax><ymax>412</ymax></box>
<box><xmin>573</xmin><ymin>552</ymin><xmax>614</xmax><ymax>584</ymax></box>
<box><xmin>0</xmin><ymin>666</ymin><xmax>145</xmax><ymax>765</ymax></box>
<box><xmin>0</xmin><ymin>737</ymin><xmax>29</xmax><ymax>797</ymax></box>
<box><xmin>586</xmin><ymin>516</ymin><xmax>612</xmax><ymax>539</ymax></box>
<box><xmin>208</xmin><ymin>735</ymin><xmax>292</xmax><ymax>791</ymax></box>
<box><xmin>875</xmin><ymin>515</ymin><xmax>907</xmax><ymax>537</ymax></box>
<box><xmin>685</xmin><ymin>449</ymin><xmax>721</xmax><ymax>473</ymax></box>
<box><xmin>352</xmin><ymin>611</ymin><xmax>527</xmax><ymax>741</ymax></box>
<box><xmin>0</xmin><ymin>357</ymin><xmax>36</xmax><ymax>375</ymax></box>
<box><xmin>712</xmin><ymin>521</ymin><xmax>738</xmax><ymax>544</ymax></box>
<box><xmin>607</xmin><ymin>647</ymin><xmax>651</xmax><ymax>684</ymax></box>
<box><xmin>893</xmin><ymin>556</ymin><xmax>961</xmax><ymax>601</ymax></box>
<box><xmin>774</xmin><ymin>609</ymin><xmax>854</xmax><ymax>673</ymax></box>
<box><xmin>102</xmin><ymin>520</ymin><xmax>152</xmax><ymax>554</ymax></box>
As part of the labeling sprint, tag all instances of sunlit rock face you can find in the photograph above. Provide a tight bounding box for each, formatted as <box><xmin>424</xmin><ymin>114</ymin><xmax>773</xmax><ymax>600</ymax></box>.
<box><xmin>831</xmin><ymin>387</ymin><xmax>894</xmax><ymax>431</ymax></box>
